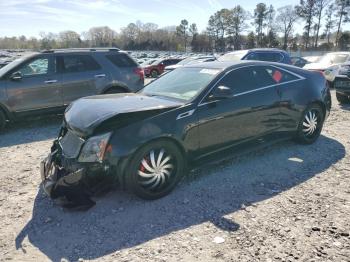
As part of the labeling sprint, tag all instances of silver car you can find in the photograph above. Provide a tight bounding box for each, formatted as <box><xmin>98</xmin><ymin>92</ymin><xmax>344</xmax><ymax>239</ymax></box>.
<box><xmin>0</xmin><ymin>48</ymin><xmax>144</xmax><ymax>130</ymax></box>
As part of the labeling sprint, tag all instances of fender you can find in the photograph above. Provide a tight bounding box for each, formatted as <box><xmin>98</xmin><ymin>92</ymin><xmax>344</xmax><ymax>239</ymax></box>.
<box><xmin>0</xmin><ymin>102</ymin><xmax>14</xmax><ymax>120</ymax></box>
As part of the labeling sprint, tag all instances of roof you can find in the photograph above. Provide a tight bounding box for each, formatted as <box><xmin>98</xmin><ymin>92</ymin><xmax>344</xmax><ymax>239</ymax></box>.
<box><xmin>40</xmin><ymin>48</ymin><xmax>120</xmax><ymax>53</ymax></box>
<box><xmin>184</xmin><ymin>60</ymin><xmax>301</xmax><ymax>71</ymax></box>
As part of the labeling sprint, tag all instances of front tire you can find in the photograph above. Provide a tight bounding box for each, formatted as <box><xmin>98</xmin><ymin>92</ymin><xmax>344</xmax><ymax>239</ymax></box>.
<box><xmin>150</xmin><ymin>70</ymin><xmax>158</xmax><ymax>78</ymax></box>
<box><xmin>295</xmin><ymin>104</ymin><xmax>324</xmax><ymax>145</ymax></box>
<box><xmin>0</xmin><ymin>110</ymin><xmax>6</xmax><ymax>132</ymax></box>
<box><xmin>125</xmin><ymin>140</ymin><xmax>186</xmax><ymax>200</ymax></box>
<box><xmin>336</xmin><ymin>92</ymin><xmax>350</xmax><ymax>104</ymax></box>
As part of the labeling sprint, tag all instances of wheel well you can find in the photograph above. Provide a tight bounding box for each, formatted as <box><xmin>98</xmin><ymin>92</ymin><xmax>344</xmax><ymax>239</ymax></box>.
<box><xmin>103</xmin><ymin>86</ymin><xmax>129</xmax><ymax>94</ymax></box>
<box><xmin>0</xmin><ymin>105</ymin><xmax>10</xmax><ymax>120</ymax></box>
<box><xmin>311</xmin><ymin>101</ymin><xmax>326</xmax><ymax>118</ymax></box>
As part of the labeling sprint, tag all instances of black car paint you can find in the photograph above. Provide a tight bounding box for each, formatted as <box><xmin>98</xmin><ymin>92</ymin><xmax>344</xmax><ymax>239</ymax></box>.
<box><xmin>41</xmin><ymin>61</ymin><xmax>331</xmax><ymax>203</ymax></box>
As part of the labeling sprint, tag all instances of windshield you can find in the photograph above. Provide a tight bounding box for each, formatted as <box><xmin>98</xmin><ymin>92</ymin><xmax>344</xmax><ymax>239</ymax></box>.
<box><xmin>218</xmin><ymin>51</ymin><xmax>248</xmax><ymax>62</ymax></box>
<box><xmin>319</xmin><ymin>53</ymin><xmax>349</xmax><ymax>64</ymax></box>
<box><xmin>141</xmin><ymin>67</ymin><xmax>221</xmax><ymax>101</ymax></box>
<box><xmin>177</xmin><ymin>57</ymin><xmax>196</xmax><ymax>65</ymax></box>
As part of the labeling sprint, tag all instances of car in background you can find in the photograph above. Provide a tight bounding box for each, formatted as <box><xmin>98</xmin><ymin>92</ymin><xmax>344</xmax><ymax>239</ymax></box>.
<box><xmin>164</xmin><ymin>56</ymin><xmax>216</xmax><ymax>73</ymax></box>
<box><xmin>41</xmin><ymin>60</ymin><xmax>331</xmax><ymax>206</ymax></box>
<box><xmin>218</xmin><ymin>48</ymin><xmax>292</xmax><ymax>64</ymax></box>
<box><xmin>0</xmin><ymin>48</ymin><xmax>144</xmax><ymax>131</ymax></box>
<box><xmin>143</xmin><ymin>58</ymin><xmax>183</xmax><ymax>78</ymax></box>
<box><xmin>304</xmin><ymin>52</ymin><xmax>350</xmax><ymax>85</ymax></box>
<box><xmin>333</xmin><ymin>63</ymin><xmax>350</xmax><ymax>104</ymax></box>
<box><xmin>291</xmin><ymin>56</ymin><xmax>309</xmax><ymax>68</ymax></box>
<box><xmin>303</xmin><ymin>56</ymin><xmax>321</xmax><ymax>63</ymax></box>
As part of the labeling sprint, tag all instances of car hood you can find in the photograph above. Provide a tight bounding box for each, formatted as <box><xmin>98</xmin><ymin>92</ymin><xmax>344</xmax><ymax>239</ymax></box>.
<box><xmin>64</xmin><ymin>93</ymin><xmax>183</xmax><ymax>137</ymax></box>
<box><xmin>303</xmin><ymin>62</ymin><xmax>337</xmax><ymax>70</ymax></box>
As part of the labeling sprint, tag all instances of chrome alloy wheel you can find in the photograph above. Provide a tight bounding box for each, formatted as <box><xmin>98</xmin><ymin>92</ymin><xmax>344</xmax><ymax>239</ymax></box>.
<box><xmin>138</xmin><ymin>149</ymin><xmax>174</xmax><ymax>190</ymax></box>
<box><xmin>302</xmin><ymin>110</ymin><xmax>318</xmax><ymax>137</ymax></box>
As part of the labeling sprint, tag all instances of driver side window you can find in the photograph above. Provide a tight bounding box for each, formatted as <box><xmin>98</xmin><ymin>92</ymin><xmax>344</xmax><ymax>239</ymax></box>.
<box><xmin>17</xmin><ymin>58</ymin><xmax>49</xmax><ymax>77</ymax></box>
<box><xmin>218</xmin><ymin>66</ymin><xmax>275</xmax><ymax>95</ymax></box>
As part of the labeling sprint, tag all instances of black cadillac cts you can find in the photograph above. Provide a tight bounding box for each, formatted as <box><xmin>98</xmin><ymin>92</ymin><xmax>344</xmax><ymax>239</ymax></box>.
<box><xmin>41</xmin><ymin>61</ymin><xmax>331</xmax><ymax>205</ymax></box>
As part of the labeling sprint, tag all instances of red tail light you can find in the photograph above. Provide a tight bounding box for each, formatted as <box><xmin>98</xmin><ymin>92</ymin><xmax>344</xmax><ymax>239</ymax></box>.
<box><xmin>134</xmin><ymin>67</ymin><xmax>144</xmax><ymax>81</ymax></box>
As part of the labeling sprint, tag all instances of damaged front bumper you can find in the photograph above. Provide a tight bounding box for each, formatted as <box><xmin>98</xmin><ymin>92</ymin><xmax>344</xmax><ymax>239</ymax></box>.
<box><xmin>40</xmin><ymin>150</ymin><xmax>86</xmax><ymax>199</ymax></box>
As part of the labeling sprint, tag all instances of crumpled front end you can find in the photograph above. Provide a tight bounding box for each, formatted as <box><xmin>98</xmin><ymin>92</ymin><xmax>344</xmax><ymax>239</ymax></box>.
<box><xmin>40</xmin><ymin>127</ymin><xmax>115</xmax><ymax>209</ymax></box>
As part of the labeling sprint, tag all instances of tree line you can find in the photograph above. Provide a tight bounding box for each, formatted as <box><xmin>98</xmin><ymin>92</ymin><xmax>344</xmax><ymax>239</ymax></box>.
<box><xmin>0</xmin><ymin>0</ymin><xmax>349</xmax><ymax>52</ymax></box>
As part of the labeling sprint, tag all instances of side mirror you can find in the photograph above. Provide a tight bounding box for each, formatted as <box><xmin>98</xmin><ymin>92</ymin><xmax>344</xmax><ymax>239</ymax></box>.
<box><xmin>10</xmin><ymin>71</ymin><xmax>22</xmax><ymax>81</ymax></box>
<box><xmin>209</xmin><ymin>86</ymin><xmax>233</xmax><ymax>100</ymax></box>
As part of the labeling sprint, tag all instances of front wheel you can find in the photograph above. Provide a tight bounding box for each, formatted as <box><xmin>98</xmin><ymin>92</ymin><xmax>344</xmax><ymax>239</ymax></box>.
<box><xmin>0</xmin><ymin>110</ymin><xmax>6</xmax><ymax>132</ymax></box>
<box><xmin>125</xmin><ymin>140</ymin><xmax>186</xmax><ymax>200</ymax></box>
<box><xmin>295</xmin><ymin>104</ymin><xmax>324</xmax><ymax>145</ymax></box>
<box><xmin>150</xmin><ymin>70</ymin><xmax>158</xmax><ymax>78</ymax></box>
<box><xmin>336</xmin><ymin>92</ymin><xmax>350</xmax><ymax>104</ymax></box>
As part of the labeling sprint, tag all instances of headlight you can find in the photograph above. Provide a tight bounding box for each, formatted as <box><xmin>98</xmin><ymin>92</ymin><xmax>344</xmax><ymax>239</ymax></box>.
<box><xmin>78</xmin><ymin>132</ymin><xmax>112</xmax><ymax>163</ymax></box>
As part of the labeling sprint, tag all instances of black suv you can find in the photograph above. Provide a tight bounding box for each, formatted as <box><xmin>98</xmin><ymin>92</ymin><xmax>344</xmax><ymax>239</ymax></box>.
<box><xmin>0</xmin><ymin>48</ymin><xmax>144</xmax><ymax>130</ymax></box>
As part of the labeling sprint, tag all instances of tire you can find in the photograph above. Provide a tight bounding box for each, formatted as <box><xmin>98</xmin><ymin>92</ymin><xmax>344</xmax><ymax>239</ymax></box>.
<box><xmin>295</xmin><ymin>104</ymin><xmax>324</xmax><ymax>145</ymax></box>
<box><xmin>104</xmin><ymin>87</ymin><xmax>126</xmax><ymax>94</ymax></box>
<box><xmin>150</xmin><ymin>70</ymin><xmax>158</xmax><ymax>78</ymax></box>
<box><xmin>336</xmin><ymin>92</ymin><xmax>350</xmax><ymax>104</ymax></box>
<box><xmin>0</xmin><ymin>110</ymin><xmax>6</xmax><ymax>132</ymax></box>
<box><xmin>125</xmin><ymin>140</ymin><xmax>186</xmax><ymax>200</ymax></box>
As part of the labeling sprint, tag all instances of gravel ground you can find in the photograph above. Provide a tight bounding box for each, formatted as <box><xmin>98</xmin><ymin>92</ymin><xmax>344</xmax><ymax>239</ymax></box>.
<box><xmin>0</xmin><ymin>91</ymin><xmax>349</xmax><ymax>262</ymax></box>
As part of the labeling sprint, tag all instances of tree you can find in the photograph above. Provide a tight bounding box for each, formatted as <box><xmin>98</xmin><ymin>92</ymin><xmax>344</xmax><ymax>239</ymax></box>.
<box><xmin>228</xmin><ymin>5</ymin><xmax>250</xmax><ymax>50</ymax></box>
<box><xmin>324</xmin><ymin>3</ymin><xmax>336</xmax><ymax>44</ymax></box>
<box><xmin>314</xmin><ymin>0</ymin><xmax>331</xmax><ymax>48</ymax></box>
<box><xmin>176</xmin><ymin>19</ymin><xmax>189</xmax><ymax>51</ymax></box>
<box><xmin>58</xmin><ymin>31</ymin><xmax>81</xmax><ymax>48</ymax></box>
<box><xmin>254</xmin><ymin>3</ymin><xmax>269</xmax><ymax>47</ymax></box>
<box><xmin>88</xmin><ymin>26</ymin><xmax>116</xmax><ymax>47</ymax></box>
<box><xmin>246</xmin><ymin>31</ymin><xmax>256</xmax><ymax>48</ymax></box>
<box><xmin>277</xmin><ymin>5</ymin><xmax>299</xmax><ymax>50</ymax></box>
<box><xmin>335</xmin><ymin>0</ymin><xmax>350</xmax><ymax>47</ymax></box>
<box><xmin>296</xmin><ymin>0</ymin><xmax>317</xmax><ymax>49</ymax></box>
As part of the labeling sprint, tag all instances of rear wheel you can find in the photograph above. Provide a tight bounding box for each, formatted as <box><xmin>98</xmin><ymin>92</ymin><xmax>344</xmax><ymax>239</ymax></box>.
<box><xmin>125</xmin><ymin>140</ymin><xmax>185</xmax><ymax>200</ymax></box>
<box><xmin>0</xmin><ymin>110</ymin><xmax>6</xmax><ymax>132</ymax></box>
<box><xmin>150</xmin><ymin>69</ymin><xmax>158</xmax><ymax>78</ymax></box>
<box><xmin>295</xmin><ymin>104</ymin><xmax>324</xmax><ymax>145</ymax></box>
<box><xmin>336</xmin><ymin>92</ymin><xmax>350</xmax><ymax>104</ymax></box>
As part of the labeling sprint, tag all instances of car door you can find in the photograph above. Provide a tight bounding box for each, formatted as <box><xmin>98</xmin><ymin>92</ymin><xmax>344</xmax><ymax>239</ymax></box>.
<box><xmin>197</xmin><ymin>66</ymin><xmax>281</xmax><ymax>153</ymax></box>
<box><xmin>58</xmin><ymin>54</ymin><xmax>105</xmax><ymax>105</ymax></box>
<box><xmin>5</xmin><ymin>55</ymin><xmax>63</xmax><ymax>112</ymax></box>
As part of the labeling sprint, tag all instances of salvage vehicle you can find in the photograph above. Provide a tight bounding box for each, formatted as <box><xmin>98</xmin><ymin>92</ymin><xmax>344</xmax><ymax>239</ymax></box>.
<box><xmin>334</xmin><ymin>64</ymin><xmax>350</xmax><ymax>104</ymax></box>
<box><xmin>41</xmin><ymin>61</ymin><xmax>331</xmax><ymax>207</ymax></box>
<box><xmin>0</xmin><ymin>48</ymin><xmax>144</xmax><ymax>131</ymax></box>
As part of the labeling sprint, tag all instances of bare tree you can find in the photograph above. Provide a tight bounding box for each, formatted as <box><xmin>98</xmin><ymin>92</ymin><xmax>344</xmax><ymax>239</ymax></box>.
<box><xmin>335</xmin><ymin>0</ymin><xmax>350</xmax><ymax>47</ymax></box>
<box><xmin>324</xmin><ymin>3</ymin><xmax>336</xmax><ymax>44</ymax></box>
<box><xmin>296</xmin><ymin>0</ymin><xmax>317</xmax><ymax>49</ymax></box>
<box><xmin>314</xmin><ymin>0</ymin><xmax>331</xmax><ymax>48</ymax></box>
<box><xmin>276</xmin><ymin>5</ymin><xmax>299</xmax><ymax>50</ymax></box>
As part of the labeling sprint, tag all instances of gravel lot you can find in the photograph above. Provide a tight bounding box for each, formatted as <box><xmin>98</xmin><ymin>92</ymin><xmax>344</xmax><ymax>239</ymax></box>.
<box><xmin>0</xmin><ymin>91</ymin><xmax>349</xmax><ymax>262</ymax></box>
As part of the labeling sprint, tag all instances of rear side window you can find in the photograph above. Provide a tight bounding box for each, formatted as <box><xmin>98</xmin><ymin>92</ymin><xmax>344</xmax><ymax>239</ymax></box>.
<box><xmin>265</xmin><ymin>67</ymin><xmax>299</xmax><ymax>84</ymax></box>
<box><xmin>62</xmin><ymin>55</ymin><xmax>101</xmax><ymax>73</ymax></box>
<box><xmin>106</xmin><ymin>54</ymin><xmax>138</xmax><ymax>67</ymax></box>
<box><xmin>246</xmin><ymin>52</ymin><xmax>283</xmax><ymax>62</ymax></box>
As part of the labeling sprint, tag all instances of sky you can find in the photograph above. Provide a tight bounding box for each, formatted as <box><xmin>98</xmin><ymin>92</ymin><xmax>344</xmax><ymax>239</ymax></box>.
<box><xmin>0</xmin><ymin>0</ymin><xmax>335</xmax><ymax>38</ymax></box>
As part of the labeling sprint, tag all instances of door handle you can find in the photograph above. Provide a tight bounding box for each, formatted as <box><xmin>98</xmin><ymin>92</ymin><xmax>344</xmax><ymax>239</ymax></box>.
<box><xmin>95</xmin><ymin>74</ymin><xmax>106</xmax><ymax>78</ymax></box>
<box><xmin>44</xmin><ymin>80</ymin><xmax>58</xmax><ymax>84</ymax></box>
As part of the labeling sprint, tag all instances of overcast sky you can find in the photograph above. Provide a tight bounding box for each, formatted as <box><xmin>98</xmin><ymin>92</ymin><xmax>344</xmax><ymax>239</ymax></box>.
<box><xmin>0</xmin><ymin>0</ymin><xmax>347</xmax><ymax>38</ymax></box>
